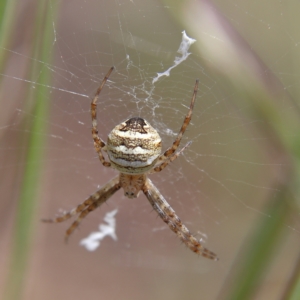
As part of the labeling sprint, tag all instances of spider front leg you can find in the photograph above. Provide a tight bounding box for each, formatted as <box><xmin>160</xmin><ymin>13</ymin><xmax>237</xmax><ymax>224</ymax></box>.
<box><xmin>42</xmin><ymin>176</ymin><xmax>121</xmax><ymax>241</ymax></box>
<box><xmin>150</xmin><ymin>141</ymin><xmax>192</xmax><ymax>174</ymax></box>
<box><xmin>91</xmin><ymin>66</ymin><xmax>114</xmax><ymax>168</ymax></box>
<box><xmin>157</xmin><ymin>79</ymin><xmax>198</xmax><ymax>164</ymax></box>
<box><xmin>142</xmin><ymin>178</ymin><xmax>218</xmax><ymax>260</ymax></box>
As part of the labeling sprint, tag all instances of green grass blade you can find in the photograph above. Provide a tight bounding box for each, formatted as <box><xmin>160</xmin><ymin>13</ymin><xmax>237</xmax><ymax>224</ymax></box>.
<box><xmin>0</xmin><ymin>0</ymin><xmax>18</xmax><ymax>73</ymax></box>
<box><xmin>220</xmin><ymin>183</ymin><xmax>291</xmax><ymax>299</ymax></box>
<box><xmin>3</xmin><ymin>1</ymin><xmax>60</xmax><ymax>299</ymax></box>
<box><xmin>282</xmin><ymin>257</ymin><xmax>300</xmax><ymax>300</ymax></box>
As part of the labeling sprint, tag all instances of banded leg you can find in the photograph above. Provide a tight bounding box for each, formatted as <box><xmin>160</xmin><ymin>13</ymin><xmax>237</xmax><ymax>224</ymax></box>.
<box><xmin>42</xmin><ymin>176</ymin><xmax>121</xmax><ymax>241</ymax></box>
<box><xmin>157</xmin><ymin>79</ymin><xmax>198</xmax><ymax>162</ymax></box>
<box><xmin>150</xmin><ymin>141</ymin><xmax>192</xmax><ymax>174</ymax></box>
<box><xmin>91</xmin><ymin>66</ymin><xmax>114</xmax><ymax>167</ymax></box>
<box><xmin>42</xmin><ymin>197</ymin><xmax>95</xmax><ymax>224</ymax></box>
<box><xmin>64</xmin><ymin>176</ymin><xmax>120</xmax><ymax>241</ymax></box>
<box><xmin>142</xmin><ymin>178</ymin><xmax>218</xmax><ymax>260</ymax></box>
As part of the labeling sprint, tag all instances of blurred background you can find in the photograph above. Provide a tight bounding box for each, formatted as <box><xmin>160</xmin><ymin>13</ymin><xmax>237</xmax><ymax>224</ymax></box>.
<box><xmin>1</xmin><ymin>0</ymin><xmax>300</xmax><ymax>299</ymax></box>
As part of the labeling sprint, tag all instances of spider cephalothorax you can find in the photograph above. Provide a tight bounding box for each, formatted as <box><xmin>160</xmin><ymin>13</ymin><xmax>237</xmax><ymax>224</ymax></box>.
<box><xmin>43</xmin><ymin>67</ymin><xmax>218</xmax><ymax>261</ymax></box>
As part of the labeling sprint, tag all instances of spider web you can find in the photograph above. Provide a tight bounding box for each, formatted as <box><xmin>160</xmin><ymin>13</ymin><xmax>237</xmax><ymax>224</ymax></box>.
<box><xmin>1</xmin><ymin>0</ymin><xmax>300</xmax><ymax>299</ymax></box>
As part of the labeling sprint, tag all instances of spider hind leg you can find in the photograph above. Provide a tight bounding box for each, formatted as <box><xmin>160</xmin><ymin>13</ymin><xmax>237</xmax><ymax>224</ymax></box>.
<box><xmin>42</xmin><ymin>176</ymin><xmax>121</xmax><ymax>241</ymax></box>
<box><xmin>142</xmin><ymin>178</ymin><xmax>218</xmax><ymax>260</ymax></box>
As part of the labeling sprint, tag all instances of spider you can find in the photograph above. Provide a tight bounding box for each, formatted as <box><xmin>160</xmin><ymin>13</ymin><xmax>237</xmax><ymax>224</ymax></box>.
<box><xmin>43</xmin><ymin>67</ymin><xmax>218</xmax><ymax>261</ymax></box>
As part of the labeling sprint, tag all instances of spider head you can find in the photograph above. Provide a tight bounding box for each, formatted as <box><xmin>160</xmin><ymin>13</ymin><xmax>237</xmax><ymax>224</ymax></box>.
<box><xmin>107</xmin><ymin>117</ymin><xmax>162</xmax><ymax>174</ymax></box>
<box><xmin>124</xmin><ymin>188</ymin><xmax>141</xmax><ymax>199</ymax></box>
<box><xmin>119</xmin><ymin>173</ymin><xmax>145</xmax><ymax>198</ymax></box>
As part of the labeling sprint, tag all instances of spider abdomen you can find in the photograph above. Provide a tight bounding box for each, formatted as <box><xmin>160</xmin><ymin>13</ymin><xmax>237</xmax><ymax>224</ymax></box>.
<box><xmin>107</xmin><ymin>117</ymin><xmax>162</xmax><ymax>174</ymax></box>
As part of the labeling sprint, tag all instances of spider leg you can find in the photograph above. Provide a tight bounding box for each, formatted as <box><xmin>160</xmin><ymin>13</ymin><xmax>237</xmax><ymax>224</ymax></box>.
<box><xmin>42</xmin><ymin>176</ymin><xmax>121</xmax><ymax>240</ymax></box>
<box><xmin>142</xmin><ymin>178</ymin><xmax>218</xmax><ymax>260</ymax></box>
<box><xmin>41</xmin><ymin>197</ymin><xmax>95</xmax><ymax>223</ymax></box>
<box><xmin>91</xmin><ymin>66</ymin><xmax>114</xmax><ymax>168</ymax></box>
<box><xmin>149</xmin><ymin>141</ymin><xmax>192</xmax><ymax>174</ymax></box>
<box><xmin>157</xmin><ymin>79</ymin><xmax>198</xmax><ymax>163</ymax></box>
<box><xmin>64</xmin><ymin>175</ymin><xmax>121</xmax><ymax>241</ymax></box>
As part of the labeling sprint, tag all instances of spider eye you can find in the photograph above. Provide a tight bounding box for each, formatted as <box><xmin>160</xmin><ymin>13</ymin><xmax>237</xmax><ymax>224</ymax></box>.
<box><xmin>125</xmin><ymin>191</ymin><xmax>136</xmax><ymax>198</ymax></box>
<box><xmin>124</xmin><ymin>189</ymin><xmax>141</xmax><ymax>199</ymax></box>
